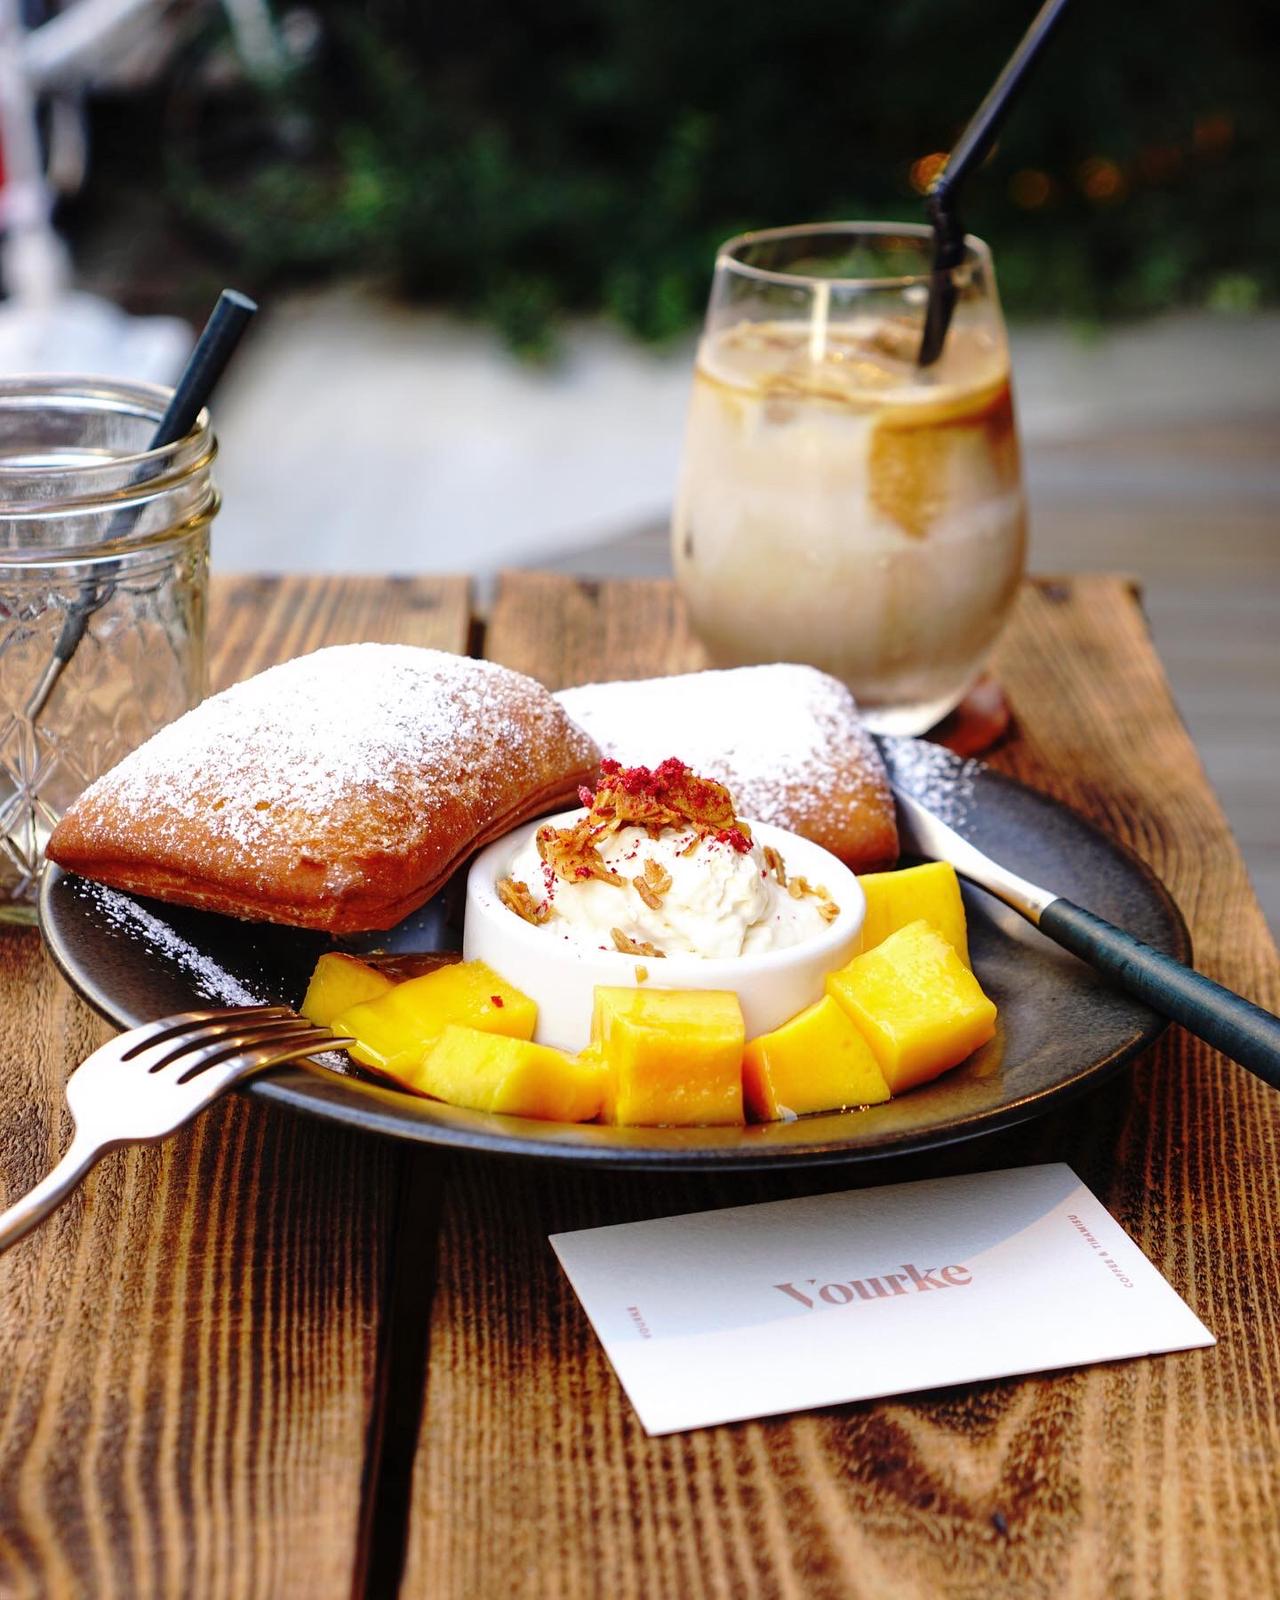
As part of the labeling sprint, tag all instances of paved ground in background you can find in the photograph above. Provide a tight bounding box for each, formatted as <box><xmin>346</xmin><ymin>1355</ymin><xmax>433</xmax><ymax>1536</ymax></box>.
<box><xmin>211</xmin><ymin>287</ymin><xmax>1280</xmax><ymax>936</ymax></box>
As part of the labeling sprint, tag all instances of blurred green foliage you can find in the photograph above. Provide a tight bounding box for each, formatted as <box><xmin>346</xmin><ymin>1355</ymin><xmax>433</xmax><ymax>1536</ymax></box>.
<box><xmin>169</xmin><ymin>0</ymin><xmax>1280</xmax><ymax>352</ymax></box>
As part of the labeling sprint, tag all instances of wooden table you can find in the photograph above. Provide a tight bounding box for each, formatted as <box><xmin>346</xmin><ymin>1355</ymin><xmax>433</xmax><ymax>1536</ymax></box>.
<box><xmin>0</xmin><ymin>571</ymin><xmax>1277</xmax><ymax>1599</ymax></box>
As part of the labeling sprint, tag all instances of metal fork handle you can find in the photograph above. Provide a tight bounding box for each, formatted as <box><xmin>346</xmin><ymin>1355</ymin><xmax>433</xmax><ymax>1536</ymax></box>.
<box><xmin>0</xmin><ymin>1018</ymin><xmax>345</xmax><ymax>1256</ymax></box>
<box><xmin>0</xmin><ymin>1131</ymin><xmax>103</xmax><ymax>1255</ymax></box>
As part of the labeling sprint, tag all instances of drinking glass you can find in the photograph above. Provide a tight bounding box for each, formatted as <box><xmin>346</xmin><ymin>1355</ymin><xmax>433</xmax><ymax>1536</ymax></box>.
<box><xmin>672</xmin><ymin>222</ymin><xmax>1026</xmax><ymax>733</ymax></box>
<box><xmin>0</xmin><ymin>378</ymin><xmax>215</xmax><ymax>921</ymax></box>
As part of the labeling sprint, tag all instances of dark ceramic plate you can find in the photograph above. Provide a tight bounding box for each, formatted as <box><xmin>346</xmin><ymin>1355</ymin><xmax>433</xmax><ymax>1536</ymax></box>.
<box><xmin>38</xmin><ymin>766</ymin><xmax>1189</xmax><ymax>1170</ymax></box>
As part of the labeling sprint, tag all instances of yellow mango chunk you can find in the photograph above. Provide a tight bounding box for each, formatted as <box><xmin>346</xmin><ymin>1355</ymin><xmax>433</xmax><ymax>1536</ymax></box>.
<box><xmin>301</xmin><ymin>952</ymin><xmax>394</xmax><ymax>1027</ymax></box>
<box><xmin>334</xmin><ymin>960</ymin><xmax>536</xmax><ymax>1074</ymax></box>
<box><xmin>858</xmin><ymin>861</ymin><xmax>970</xmax><ymax>966</ymax></box>
<box><xmin>415</xmin><ymin>1025</ymin><xmax>605</xmax><ymax>1121</ymax></box>
<box><xmin>826</xmin><ymin>919</ymin><xmax>996</xmax><ymax>1093</ymax></box>
<box><xmin>592</xmin><ymin>987</ymin><xmax>745</xmax><ymax>1127</ymax></box>
<box><xmin>743</xmin><ymin>996</ymin><xmax>891</xmax><ymax>1121</ymax></box>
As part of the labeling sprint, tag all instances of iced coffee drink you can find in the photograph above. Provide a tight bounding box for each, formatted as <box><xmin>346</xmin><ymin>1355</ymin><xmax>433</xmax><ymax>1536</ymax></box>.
<box><xmin>672</xmin><ymin>225</ymin><xmax>1026</xmax><ymax>733</ymax></box>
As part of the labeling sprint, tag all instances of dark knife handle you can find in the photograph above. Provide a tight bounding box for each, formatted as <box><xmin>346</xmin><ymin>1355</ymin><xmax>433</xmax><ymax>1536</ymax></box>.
<box><xmin>1039</xmin><ymin>898</ymin><xmax>1280</xmax><ymax>1087</ymax></box>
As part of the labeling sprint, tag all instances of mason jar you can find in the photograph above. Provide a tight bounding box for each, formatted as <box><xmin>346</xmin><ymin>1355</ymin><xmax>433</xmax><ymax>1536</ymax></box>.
<box><xmin>0</xmin><ymin>377</ymin><xmax>215</xmax><ymax>921</ymax></box>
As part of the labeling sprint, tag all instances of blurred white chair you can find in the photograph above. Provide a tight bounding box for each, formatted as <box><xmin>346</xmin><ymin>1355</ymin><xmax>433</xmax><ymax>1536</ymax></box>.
<box><xmin>0</xmin><ymin>0</ymin><xmax>280</xmax><ymax>381</ymax></box>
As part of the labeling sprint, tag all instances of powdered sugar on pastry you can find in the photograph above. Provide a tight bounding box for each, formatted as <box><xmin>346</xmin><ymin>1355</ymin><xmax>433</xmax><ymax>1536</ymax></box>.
<box><xmin>80</xmin><ymin>645</ymin><xmax>576</xmax><ymax>859</ymax></box>
<box><xmin>556</xmin><ymin>665</ymin><xmax>898</xmax><ymax>870</ymax></box>
<box><xmin>48</xmin><ymin>644</ymin><xmax>601</xmax><ymax>932</ymax></box>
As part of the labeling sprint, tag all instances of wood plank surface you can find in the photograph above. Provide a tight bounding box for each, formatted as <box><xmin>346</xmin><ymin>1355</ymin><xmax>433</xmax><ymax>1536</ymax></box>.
<box><xmin>0</xmin><ymin>574</ymin><xmax>470</xmax><ymax>1598</ymax></box>
<box><xmin>401</xmin><ymin>571</ymin><xmax>1280</xmax><ymax>1600</ymax></box>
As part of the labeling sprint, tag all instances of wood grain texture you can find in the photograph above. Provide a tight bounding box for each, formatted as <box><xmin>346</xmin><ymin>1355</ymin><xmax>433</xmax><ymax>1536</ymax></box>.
<box><xmin>0</xmin><ymin>574</ymin><xmax>469</xmax><ymax>1598</ymax></box>
<box><xmin>401</xmin><ymin>570</ymin><xmax>1280</xmax><ymax>1600</ymax></box>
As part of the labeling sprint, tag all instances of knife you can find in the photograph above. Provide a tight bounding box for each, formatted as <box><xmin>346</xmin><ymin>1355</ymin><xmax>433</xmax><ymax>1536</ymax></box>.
<box><xmin>874</xmin><ymin>735</ymin><xmax>1280</xmax><ymax>1088</ymax></box>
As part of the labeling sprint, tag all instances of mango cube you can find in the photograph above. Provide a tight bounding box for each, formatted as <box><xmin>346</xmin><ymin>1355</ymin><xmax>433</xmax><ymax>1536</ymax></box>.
<box><xmin>826</xmin><ymin>919</ymin><xmax>996</xmax><ymax>1093</ymax></box>
<box><xmin>742</xmin><ymin>996</ymin><xmax>891</xmax><ymax>1121</ymax></box>
<box><xmin>301</xmin><ymin>952</ymin><xmax>394</xmax><ymax>1027</ymax></box>
<box><xmin>416</xmin><ymin>1025</ymin><xmax>605</xmax><ymax>1121</ymax></box>
<box><xmin>334</xmin><ymin>960</ymin><xmax>536</xmax><ymax>1075</ymax></box>
<box><xmin>858</xmin><ymin>861</ymin><xmax>970</xmax><ymax>966</ymax></box>
<box><xmin>591</xmin><ymin>987</ymin><xmax>745</xmax><ymax>1127</ymax></box>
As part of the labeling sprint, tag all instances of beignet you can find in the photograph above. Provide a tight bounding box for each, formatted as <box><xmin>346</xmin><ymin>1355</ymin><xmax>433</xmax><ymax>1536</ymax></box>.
<box><xmin>48</xmin><ymin>644</ymin><xmax>601</xmax><ymax>933</ymax></box>
<box><xmin>556</xmin><ymin>664</ymin><xmax>898</xmax><ymax>871</ymax></box>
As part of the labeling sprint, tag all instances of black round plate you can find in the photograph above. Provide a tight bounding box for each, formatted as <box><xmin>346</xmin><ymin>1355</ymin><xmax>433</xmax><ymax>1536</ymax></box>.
<box><xmin>38</xmin><ymin>766</ymin><xmax>1189</xmax><ymax>1170</ymax></box>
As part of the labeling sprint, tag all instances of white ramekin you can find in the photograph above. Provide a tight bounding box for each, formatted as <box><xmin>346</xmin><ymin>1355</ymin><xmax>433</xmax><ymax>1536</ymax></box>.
<box><xmin>463</xmin><ymin>813</ymin><xmax>865</xmax><ymax>1053</ymax></box>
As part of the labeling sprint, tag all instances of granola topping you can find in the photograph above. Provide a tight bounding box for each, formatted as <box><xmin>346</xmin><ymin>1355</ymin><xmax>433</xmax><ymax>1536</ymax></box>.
<box><xmin>497</xmin><ymin>875</ymin><xmax>552</xmax><ymax>926</ymax></box>
<box><xmin>632</xmin><ymin>856</ymin><xmax>673</xmax><ymax>910</ymax></box>
<box><xmin>500</xmin><ymin>760</ymin><xmax>840</xmax><ymax>959</ymax></box>
<box><xmin>611</xmin><ymin>929</ymin><xmax>666</xmax><ymax>958</ymax></box>
<box><xmin>536</xmin><ymin>758</ymin><xmax>752</xmax><ymax>890</ymax></box>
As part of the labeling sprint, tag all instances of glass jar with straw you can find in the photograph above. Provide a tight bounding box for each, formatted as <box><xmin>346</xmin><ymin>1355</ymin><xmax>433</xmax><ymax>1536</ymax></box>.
<box><xmin>0</xmin><ymin>291</ymin><xmax>254</xmax><ymax>920</ymax></box>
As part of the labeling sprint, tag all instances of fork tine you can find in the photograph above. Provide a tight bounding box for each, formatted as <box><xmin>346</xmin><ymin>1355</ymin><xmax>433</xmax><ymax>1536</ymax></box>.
<box><xmin>177</xmin><ymin>1031</ymin><xmax>354</xmax><ymax>1091</ymax></box>
<box><xmin>237</xmin><ymin>1033</ymin><xmax>354</xmax><ymax>1074</ymax></box>
<box><xmin>171</xmin><ymin>1025</ymin><xmax>344</xmax><ymax>1084</ymax></box>
<box><xmin>141</xmin><ymin>1013</ymin><xmax>327</xmax><ymax>1074</ymax></box>
<box><xmin>119</xmin><ymin>1006</ymin><xmax>298</xmax><ymax>1061</ymax></box>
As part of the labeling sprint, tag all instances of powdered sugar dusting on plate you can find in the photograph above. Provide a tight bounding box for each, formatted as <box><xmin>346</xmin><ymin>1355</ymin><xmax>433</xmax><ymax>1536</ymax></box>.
<box><xmin>557</xmin><ymin>664</ymin><xmax>889</xmax><ymax>833</ymax></box>
<box><xmin>876</xmin><ymin>736</ymin><xmax>980</xmax><ymax>828</ymax></box>
<box><xmin>78</xmin><ymin>882</ymin><xmax>354</xmax><ymax>1071</ymax></box>
<box><xmin>84</xmin><ymin>882</ymin><xmax>267</xmax><ymax>1007</ymax></box>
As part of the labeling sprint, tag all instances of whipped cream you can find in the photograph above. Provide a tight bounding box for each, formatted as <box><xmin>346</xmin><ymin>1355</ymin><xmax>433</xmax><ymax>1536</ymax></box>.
<box><xmin>505</xmin><ymin>820</ymin><xmax>831</xmax><ymax>959</ymax></box>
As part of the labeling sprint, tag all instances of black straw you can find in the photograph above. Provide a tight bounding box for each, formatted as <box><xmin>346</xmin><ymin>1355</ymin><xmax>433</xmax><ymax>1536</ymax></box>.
<box><xmin>917</xmin><ymin>0</ymin><xmax>1073</xmax><ymax>367</ymax></box>
<box><xmin>151</xmin><ymin>289</ymin><xmax>258</xmax><ymax>449</ymax></box>
<box><xmin>25</xmin><ymin>289</ymin><xmax>258</xmax><ymax>722</ymax></box>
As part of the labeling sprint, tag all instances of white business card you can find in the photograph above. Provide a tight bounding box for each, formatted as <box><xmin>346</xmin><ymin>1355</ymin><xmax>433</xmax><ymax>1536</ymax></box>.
<box><xmin>550</xmin><ymin>1163</ymin><xmax>1214</xmax><ymax>1435</ymax></box>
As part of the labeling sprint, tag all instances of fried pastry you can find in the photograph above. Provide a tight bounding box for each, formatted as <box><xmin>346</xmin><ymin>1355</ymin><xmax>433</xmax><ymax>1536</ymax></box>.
<box><xmin>556</xmin><ymin>664</ymin><xmax>898</xmax><ymax>871</ymax></box>
<box><xmin>47</xmin><ymin>644</ymin><xmax>601</xmax><ymax>933</ymax></box>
